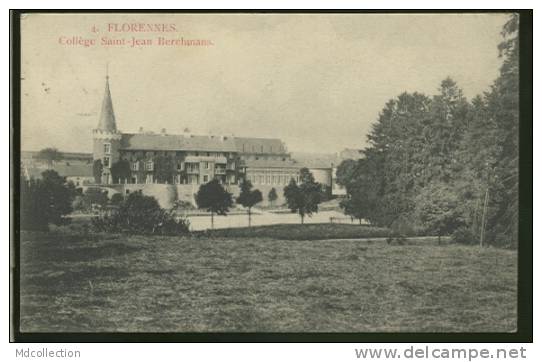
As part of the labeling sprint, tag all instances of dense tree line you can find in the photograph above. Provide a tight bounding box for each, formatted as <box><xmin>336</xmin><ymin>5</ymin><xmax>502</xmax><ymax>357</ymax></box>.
<box><xmin>337</xmin><ymin>14</ymin><xmax>519</xmax><ymax>247</ymax></box>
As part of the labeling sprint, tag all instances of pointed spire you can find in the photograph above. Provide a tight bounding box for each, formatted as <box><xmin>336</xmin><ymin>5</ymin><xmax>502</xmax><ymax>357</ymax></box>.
<box><xmin>97</xmin><ymin>70</ymin><xmax>117</xmax><ymax>132</ymax></box>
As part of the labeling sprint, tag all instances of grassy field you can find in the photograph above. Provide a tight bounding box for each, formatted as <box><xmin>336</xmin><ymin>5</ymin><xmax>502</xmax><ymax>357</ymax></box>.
<box><xmin>19</xmin><ymin>226</ymin><xmax>517</xmax><ymax>332</ymax></box>
<box><xmin>197</xmin><ymin>223</ymin><xmax>392</xmax><ymax>240</ymax></box>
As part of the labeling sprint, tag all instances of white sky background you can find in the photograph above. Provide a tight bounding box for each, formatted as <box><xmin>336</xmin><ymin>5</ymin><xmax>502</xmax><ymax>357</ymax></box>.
<box><xmin>20</xmin><ymin>13</ymin><xmax>509</xmax><ymax>154</ymax></box>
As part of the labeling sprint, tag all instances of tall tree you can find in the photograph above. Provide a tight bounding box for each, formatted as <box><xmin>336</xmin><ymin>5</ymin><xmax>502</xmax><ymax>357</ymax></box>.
<box><xmin>414</xmin><ymin>182</ymin><xmax>466</xmax><ymax>244</ymax></box>
<box><xmin>458</xmin><ymin>14</ymin><xmax>519</xmax><ymax>246</ymax></box>
<box><xmin>334</xmin><ymin>159</ymin><xmax>359</xmax><ymax>190</ymax></box>
<box><xmin>421</xmin><ymin>78</ymin><xmax>470</xmax><ymax>185</ymax></box>
<box><xmin>195</xmin><ymin>179</ymin><xmax>233</xmax><ymax>229</ymax></box>
<box><xmin>236</xmin><ymin>179</ymin><xmax>263</xmax><ymax>226</ymax></box>
<box><xmin>361</xmin><ymin>92</ymin><xmax>431</xmax><ymax>228</ymax></box>
<box><xmin>337</xmin><ymin>156</ymin><xmax>385</xmax><ymax>226</ymax></box>
<box><xmin>334</xmin><ymin>15</ymin><xmax>519</xmax><ymax>246</ymax></box>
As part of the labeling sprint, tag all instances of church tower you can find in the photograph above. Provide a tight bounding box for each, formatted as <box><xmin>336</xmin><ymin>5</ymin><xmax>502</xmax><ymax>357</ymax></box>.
<box><xmin>92</xmin><ymin>73</ymin><xmax>122</xmax><ymax>184</ymax></box>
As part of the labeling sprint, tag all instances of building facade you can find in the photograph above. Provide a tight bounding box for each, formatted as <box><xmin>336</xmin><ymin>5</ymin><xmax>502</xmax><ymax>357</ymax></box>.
<box><xmin>92</xmin><ymin>76</ymin><xmax>301</xmax><ymax>189</ymax></box>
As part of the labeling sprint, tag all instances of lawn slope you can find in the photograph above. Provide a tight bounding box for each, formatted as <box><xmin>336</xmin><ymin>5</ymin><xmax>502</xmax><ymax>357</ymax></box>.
<box><xmin>19</xmin><ymin>230</ymin><xmax>517</xmax><ymax>332</ymax></box>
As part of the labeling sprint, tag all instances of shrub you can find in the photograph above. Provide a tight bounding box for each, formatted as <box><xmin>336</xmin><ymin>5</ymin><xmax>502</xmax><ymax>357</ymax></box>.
<box><xmin>110</xmin><ymin>193</ymin><xmax>124</xmax><ymax>206</ymax></box>
<box><xmin>91</xmin><ymin>191</ymin><xmax>190</xmax><ymax>235</ymax></box>
<box><xmin>172</xmin><ymin>199</ymin><xmax>196</xmax><ymax>211</ymax></box>
<box><xmin>451</xmin><ymin>227</ymin><xmax>477</xmax><ymax>245</ymax></box>
<box><xmin>20</xmin><ymin>170</ymin><xmax>75</xmax><ymax>231</ymax></box>
<box><xmin>72</xmin><ymin>195</ymin><xmax>86</xmax><ymax>212</ymax></box>
<box><xmin>83</xmin><ymin>187</ymin><xmax>109</xmax><ymax>211</ymax></box>
<box><xmin>268</xmin><ymin>187</ymin><xmax>278</xmax><ymax>206</ymax></box>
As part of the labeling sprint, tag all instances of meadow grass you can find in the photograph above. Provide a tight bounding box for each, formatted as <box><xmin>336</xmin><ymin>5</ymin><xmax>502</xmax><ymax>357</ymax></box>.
<box><xmin>19</xmin><ymin>228</ymin><xmax>517</xmax><ymax>332</ymax></box>
<box><xmin>196</xmin><ymin>223</ymin><xmax>392</xmax><ymax>240</ymax></box>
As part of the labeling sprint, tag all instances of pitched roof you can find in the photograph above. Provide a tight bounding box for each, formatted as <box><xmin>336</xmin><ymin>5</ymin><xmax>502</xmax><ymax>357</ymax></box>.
<box><xmin>25</xmin><ymin>163</ymin><xmax>93</xmax><ymax>179</ymax></box>
<box><xmin>97</xmin><ymin>77</ymin><xmax>117</xmax><ymax>132</ymax></box>
<box><xmin>291</xmin><ymin>152</ymin><xmax>340</xmax><ymax>169</ymax></box>
<box><xmin>339</xmin><ymin>148</ymin><xmax>362</xmax><ymax>160</ymax></box>
<box><xmin>243</xmin><ymin>159</ymin><xmax>301</xmax><ymax>169</ymax></box>
<box><xmin>120</xmin><ymin>133</ymin><xmax>238</xmax><ymax>152</ymax></box>
<box><xmin>291</xmin><ymin>149</ymin><xmax>363</xmax><ymax>169</ymax></box>
<box><xmin>234</xmin><ymin>137</ymin><xmax>288</xmax><ymax>155</ymax></box>
<box><xmin>52</xmin><ymin>163</ymin><xmax>94</xmax><ymax>177</ymax></box>
<box><xmin>21</xmin><ymin>150</ymin><xmax>92</xmax><ymax>161</ymax></box>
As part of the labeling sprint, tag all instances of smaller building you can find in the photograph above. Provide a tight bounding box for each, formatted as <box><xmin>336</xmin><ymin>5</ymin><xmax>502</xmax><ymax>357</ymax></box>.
<box><xmin>52</xmin><ymin>163</ymin><xmax>94</xmax><ymax>186</ymax></box>
<box><xmin>291</xmin><ymin>149</ymin><xmax>362</xmax><ymax>196</ymax></box>
<box><xmin>22</xmin><ymin>161</ymin><xmax>94</xmax><ymax>187</ymax></box>
<box><xmin>21</xmin><ymin>150</ymin><xmax>92</xmax><ymax>168</ymax></box>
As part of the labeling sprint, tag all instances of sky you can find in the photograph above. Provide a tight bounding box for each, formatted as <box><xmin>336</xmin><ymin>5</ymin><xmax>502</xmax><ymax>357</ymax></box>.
<box><xmin>20</xmin><ymin>13</ymin><xmax>509</xmax><ymax>154</ymax></box>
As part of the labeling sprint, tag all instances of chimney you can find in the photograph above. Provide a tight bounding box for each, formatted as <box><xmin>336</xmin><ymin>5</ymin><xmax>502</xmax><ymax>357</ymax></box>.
<box><xmin>161</xmin><ymin>128</ymin><xmax>167</xmax><ymax>135</ymax></box>
<box><xmin>139</xmin><ymin>126</ymin><xmax>144</xmax><ymax>133</ymax></box>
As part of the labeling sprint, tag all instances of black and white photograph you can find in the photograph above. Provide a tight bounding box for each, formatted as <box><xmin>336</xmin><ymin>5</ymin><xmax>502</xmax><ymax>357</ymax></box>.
<box><xmin>11</xmin><ymin>10</ymin><xmax>531</xmax><ymax>341</ymax></box>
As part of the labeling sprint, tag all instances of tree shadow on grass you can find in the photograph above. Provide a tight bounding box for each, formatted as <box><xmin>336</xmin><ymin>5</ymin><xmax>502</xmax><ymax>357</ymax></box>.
<box><xmin>21</xmin><ymin>241</ymin><xmax>144</xmax><ymax>263</ymax></box>
<box><xmin>22</xmin><ymin>265</ymin><xmax>132</xmax><ymax>294</ymax></box>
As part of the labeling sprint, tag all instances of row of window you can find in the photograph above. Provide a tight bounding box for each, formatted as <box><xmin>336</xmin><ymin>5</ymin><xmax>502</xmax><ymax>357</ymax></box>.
<box><xmin>129</xmin><ymin>161</ymin><xmax>154</xmax><ymax>171</ymax></box>
<box><xmin>242</xmin><ymin>155</ymin><xmax>288</xmax><ymax>162</ymax></box>
<box><xmin>106</xmin><ymin>159</ymin><xmax>227</xmax><ymax>174</ymax></box>
<box><xmin>116</xmin><ymin>149</ymin><xmax>233</xmax><ymax>159</ymax></box>
<box><xmin>247</xmin><ymin>173</ymin><xmax>299</xmax><ymax>186</ymax></box>
<box><xmin>103</xmin><ymin>142</ymin><xmax>288</xmax><ymax>161</ymax></box>
<box><xmin>241</xmin><ymin>144</ymin><xmax>284</xmax><ymax>153</ymax></box>
<box><xmin>138</xmin><ymin>174</ymin><xmax>234</xmax><ymax>185</ymax></box>
<box><xmin>128</xmin><ymin>161</ymin><xmax>225</xmax><ymax>172</ymax></box>
<box><xmin>102</xmin><ymin>159</ymin><xmax>155</xmax><ymax>171</ymax></box>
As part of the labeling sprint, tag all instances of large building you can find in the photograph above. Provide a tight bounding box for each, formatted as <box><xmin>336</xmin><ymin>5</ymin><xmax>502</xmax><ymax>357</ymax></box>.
<box><xmin>22</xmin><ymin>76</ymin><xmax>361</xmax><ymax>206</ymax></box>
<box><xmin>93</xmin><ymin>75</ymin><xmax>301</xmax><ymax>192</ymax></box>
